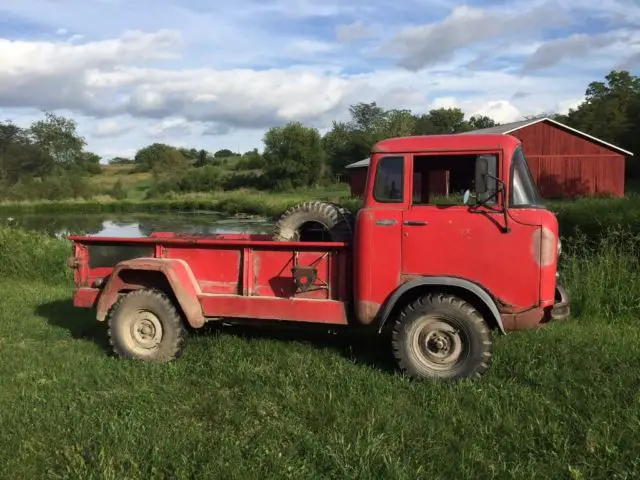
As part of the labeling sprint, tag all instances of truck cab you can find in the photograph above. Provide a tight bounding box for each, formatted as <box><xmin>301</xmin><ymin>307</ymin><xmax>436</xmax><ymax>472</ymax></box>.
<box><xmin>354</xmin><ymin>134</ymin><xmax>568</xmax><ymax>325</ymax></box>
<box><xmin>348</xmin><ymin>133</ymin><xmax>569</xmax><ymax>378</ymax></box>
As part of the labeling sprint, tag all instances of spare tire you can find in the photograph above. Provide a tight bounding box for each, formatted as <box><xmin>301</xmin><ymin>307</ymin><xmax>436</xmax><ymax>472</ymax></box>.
<box><xmin>272</xmin><ymin>201</ymin><xmax>354</xmax><ymax>243</ymax></box>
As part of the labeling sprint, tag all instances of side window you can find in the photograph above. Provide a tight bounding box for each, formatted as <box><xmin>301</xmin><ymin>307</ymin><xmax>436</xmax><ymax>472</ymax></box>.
<box><xmin>412</xmin><ymin>153</ymin><xmax>498</xmax><ymax>206</ymax></box>
<box><xmin>373</xmin><ymin>156</ymin><xmax>404</xmax><ymax>203</ymax></box>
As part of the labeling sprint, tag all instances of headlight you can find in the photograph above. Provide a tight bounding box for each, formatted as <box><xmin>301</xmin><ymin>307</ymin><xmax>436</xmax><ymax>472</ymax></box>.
<box><xmin>557</xmin><ymin>238</ymin><xmax>562</xmax><ymax>257</ymax></box>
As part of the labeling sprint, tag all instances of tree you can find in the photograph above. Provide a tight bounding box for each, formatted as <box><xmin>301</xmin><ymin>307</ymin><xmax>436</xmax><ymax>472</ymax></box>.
<box><xmin>109</xmin><ymin>157</ymin><xmax>135</xmax><ymax>165</ymax></box>
<box><xmin>427</xmin><ymin>107</ymin><xmax>471</xmax><ymax>133</ymax></box>
<box><xmin>469</xmin><ymin>115</ymin><xmax>497</xmax><ymax>130</ymax></box>
<box><xmin>384</xmin><ymin>109</ymin><xmax>417</xmax><ymax>137</ymax></box>
<box><xmin>28</xmin><ymin>112</ymin><xmax>86</xmax><ymax>168</ymax></box>
<box><xmin>323</xmin><ymin>121</ymin><xmax>366</xmax><ymax>174</ymax></box>
<box><xmin>262</xmin><ymin>122</ymin><xmax>326</xmax><ymax>190</ymax></box>
<box><xmin>178</xmin><ymin>147</ymin><xmax>199</xmax><ymax>163</ymax></box>
<box><xmin>134</xmin><ymin>143</ymin><xmax>189</xmax><ymax>176</ymax></box>
<box><xmin>195</xmin><ymin>149</ymin><xmax>209</xmax><ymax>168</ymax></box>
<box><xmin>77</xmin><ymin>152</ymin><xmax>102</xmax><ymax>175</ymax></box>
<box><xmin>0</xmin><ymin>121</ymin><xmax>55</xmax><ymax>182</ymax></box>
<box><xmin>560</xmin><ymin>70</ymin><xmax>640</xmax><ymax>178</ymax></box>
<box><xmin>347</xmin><ymin>102</ymin><xmax>387</xmax><ymax>132</ymax></box>
<box><xmin>214</xmin><ymin>148</ymin><xmax>235</xmax><ymax>158</ymax></box>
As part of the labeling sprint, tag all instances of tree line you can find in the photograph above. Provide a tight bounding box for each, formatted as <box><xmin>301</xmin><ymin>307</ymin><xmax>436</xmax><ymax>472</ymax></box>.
<box><xmin>0</xmin><ymin>69</ymin><xmax>638</xmax><ymax>201</ymax></box>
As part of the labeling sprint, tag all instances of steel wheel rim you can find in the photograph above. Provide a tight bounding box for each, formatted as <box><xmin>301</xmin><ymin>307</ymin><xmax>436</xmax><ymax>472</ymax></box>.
<box><xmin>129</xmin><ymin>309</ymin><xmax>163</xmax><ymax>352</ymax></box>
<box><xmin>412</xmin><ymin>317</ymin><xmax>464</xmax><ymax>372</ymax></box>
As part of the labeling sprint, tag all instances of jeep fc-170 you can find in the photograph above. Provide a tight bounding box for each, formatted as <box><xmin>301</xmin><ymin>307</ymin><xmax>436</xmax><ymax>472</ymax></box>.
<box><xmin>68</xmin><ymin>133</ymin><xmax>570</xmax><ymax>380</ymax></box>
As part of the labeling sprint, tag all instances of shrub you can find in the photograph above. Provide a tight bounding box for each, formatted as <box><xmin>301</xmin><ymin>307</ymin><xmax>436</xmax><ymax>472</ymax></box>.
<box><xmin>0</xmin><ymin>227</ymin><xmax>73</xmax><ymax>284</ymax></box>
<box><xmin>146</xmin><ymin>166</ymin><xmax>223</xmax><ymax>198</ymax></box>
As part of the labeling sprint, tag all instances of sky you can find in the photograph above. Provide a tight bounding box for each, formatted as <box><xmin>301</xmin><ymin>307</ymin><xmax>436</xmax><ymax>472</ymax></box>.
<box><xmin>0</xmin><ymin>0</ymin><xmax>639</xmax><ymax>160</ymax></box>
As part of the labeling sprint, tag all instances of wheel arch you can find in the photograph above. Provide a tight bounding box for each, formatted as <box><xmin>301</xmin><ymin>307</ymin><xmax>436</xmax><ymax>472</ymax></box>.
<box><xmin>377</xmin><ymin>277</ymin><xmax>506</xmax><ymax>335</ymax></box>
<box><xmin>96</xmin><ymin>258</ymin><xmax>205</xmax><ymax>328</ymax></box>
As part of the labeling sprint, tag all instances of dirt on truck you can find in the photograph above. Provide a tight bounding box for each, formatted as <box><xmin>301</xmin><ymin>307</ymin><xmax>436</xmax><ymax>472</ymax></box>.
<box><xmin>67</xmin><ymin>133</ymin><xmax>570</xmax><ymax>381</ymax></box>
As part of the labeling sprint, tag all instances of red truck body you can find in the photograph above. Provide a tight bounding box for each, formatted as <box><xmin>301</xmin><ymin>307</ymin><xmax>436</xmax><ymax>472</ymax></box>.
<box><xmin>68</xmin><ymin>133</ymin><xmax>570</xmax><ymax>380</ymax></box>
<box><xmin>71</xmin><ymin>233</ymin><xmax>353</xmax><ymax>328</ymax></box>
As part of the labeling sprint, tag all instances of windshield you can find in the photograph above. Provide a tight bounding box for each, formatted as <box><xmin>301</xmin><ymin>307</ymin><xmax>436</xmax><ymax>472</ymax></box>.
<box><xmin>510</xmin><ymin>147</ymin><xmax>542</xmax><ymax>207</ymax></box>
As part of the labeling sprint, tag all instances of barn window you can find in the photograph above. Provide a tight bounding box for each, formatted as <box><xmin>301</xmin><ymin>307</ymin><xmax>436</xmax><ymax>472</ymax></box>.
<box><xmin>373</xmin><ymin>156</ymin><xmax>404</xmax><ymax>203</ymax></box>
<box><xmin>510</xmin><ymin>147</ymin><xmax>542</xmax><ymax>207</ymax></box>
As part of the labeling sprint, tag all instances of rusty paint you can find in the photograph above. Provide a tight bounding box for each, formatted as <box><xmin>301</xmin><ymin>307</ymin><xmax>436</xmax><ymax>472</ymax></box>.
<box><xmin>540</xmin><ymin>226</ymin><xmax>556</xmax><ymax>267</ymax></box>
<box><xmin>252</xmin><ymin>253</ymin><xmax>260</xmax><ymax>296</ymax></box>
<box><xmin>355</xmin><ymin>300</ymin><xmax>381</xmax><ymax>325</ymax></box>
<box><xmin>501</xmin><ymin>308</ymin><xmax>546</xmax><ymax>331</ymax></box>
<box><xmin>242</xmin><ymin>247</ymin><xmax>250</xmax><ymax>296</ymax></box>
<box><xmin>400</xmin><ymin>274</ymin><xmax>420</xmax><ymax>284</ymax></box>
<box><xmin>197</xmin><ymin>280</ymin><xmax>239</xmax><ymax>294</ymax></box>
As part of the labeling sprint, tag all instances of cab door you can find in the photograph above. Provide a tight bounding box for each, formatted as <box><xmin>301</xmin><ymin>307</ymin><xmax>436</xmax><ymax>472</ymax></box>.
<box><xmin>354</xmin><ymin>153</ymin><xmax>407</xmax><ymax>324</ymax></box>
<box><xmin>400</xmin><ymin>151</ymin><xmax>541</xmax><ymax>312</ymax></box>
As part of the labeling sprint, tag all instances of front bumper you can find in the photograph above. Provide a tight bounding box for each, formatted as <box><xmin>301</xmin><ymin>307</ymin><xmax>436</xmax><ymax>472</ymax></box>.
<box><xmin>550</xmin><ymin>284</ymin><xmax>570</xmax><ymax>320</ymax></box>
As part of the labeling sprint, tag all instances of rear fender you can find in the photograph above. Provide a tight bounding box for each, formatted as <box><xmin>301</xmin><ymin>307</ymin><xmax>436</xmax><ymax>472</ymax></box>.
<box><xmin>96</xmin><ymin>258</ymin><xmax>205</xmax><ymax>328</ymax></box>
<box><xmin>377</xmin><ymin>277</ymin><xmax>506</xmax><ymax>335</ymax></box>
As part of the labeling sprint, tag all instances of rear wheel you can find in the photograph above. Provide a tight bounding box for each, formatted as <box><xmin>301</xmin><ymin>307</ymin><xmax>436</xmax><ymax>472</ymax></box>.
<box><xmin>107</xmin><ymin>289</ymin><xmax>186</xmax><ymax>362</ymax></box>
<box><xmin>391</xmin><ymin>293</ymin><xmax>493</xmax><ymax>380</ymax></box>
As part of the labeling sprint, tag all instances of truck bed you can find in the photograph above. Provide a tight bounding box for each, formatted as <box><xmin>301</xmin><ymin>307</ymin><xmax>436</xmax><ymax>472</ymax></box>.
<box><xmin>68</xmin><ymin>232</ymin><xmax>352</xmax><ymax>325</ymax></box>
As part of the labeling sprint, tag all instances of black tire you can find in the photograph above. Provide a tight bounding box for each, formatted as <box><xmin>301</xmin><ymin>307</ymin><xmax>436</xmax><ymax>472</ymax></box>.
<box><xmin>391</xmin><ymin>293</ymin><xmax>493</xmax><ymax>380</ymax></box>
<box><xmin>272</xmin><ymin>201</ymin><xmax>354</xmax><ymax>243</ymax></box>
<box><xmin>107</xmin><ymin>289</ymin><xmax>186</xmax><ymax>363</ymax></box>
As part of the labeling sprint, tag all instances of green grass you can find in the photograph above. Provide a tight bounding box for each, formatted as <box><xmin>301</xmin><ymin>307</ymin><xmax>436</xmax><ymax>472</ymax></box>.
<box><xmin>549</xmin><ymin>195</ymin><xmax>640</xmax><ymax>240</ymax></box>
<box><xmin>1</xmin><ymin>228</ymin><xmax>640</xmax><ymax>477</ymax></box>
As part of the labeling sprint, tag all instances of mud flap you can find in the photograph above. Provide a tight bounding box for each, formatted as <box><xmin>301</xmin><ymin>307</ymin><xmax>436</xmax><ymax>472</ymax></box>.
<box><xmin>550</xmin><ymin>284</ymin><xmax>570</xmax><ymax>320</ymax></box>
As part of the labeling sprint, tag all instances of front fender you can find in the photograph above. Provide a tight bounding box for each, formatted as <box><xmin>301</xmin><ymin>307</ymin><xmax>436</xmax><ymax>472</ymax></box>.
<box><xmin>96</xmin><ymin>257</ymin><xmax>205</xmax><ymax>328</ymax></box>
<box><xmin>377</xmin><ymin>276</ymin><xmax>506</xmax><ymax>335</ymax></box>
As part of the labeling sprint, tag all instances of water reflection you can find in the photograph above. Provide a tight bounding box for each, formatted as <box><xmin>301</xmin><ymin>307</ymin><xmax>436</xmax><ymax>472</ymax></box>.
<box><xmin>1</xmin><ymin>213</ymin><xmax>273</xmax><ymax>238</ymax></box>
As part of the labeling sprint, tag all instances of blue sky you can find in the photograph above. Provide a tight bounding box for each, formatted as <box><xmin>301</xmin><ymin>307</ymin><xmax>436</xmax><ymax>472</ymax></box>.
<box><xmin>0</xmin><ymin>0</ymin><xmax>638</xmax><ymax>159</ymax></box>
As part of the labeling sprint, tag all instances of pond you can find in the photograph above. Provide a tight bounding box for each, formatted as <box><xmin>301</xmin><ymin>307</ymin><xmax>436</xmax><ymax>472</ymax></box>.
<box><xmin>0</xmin><ymin>212</ymin><xmax>274</xmax><ymax>238</ymax></box>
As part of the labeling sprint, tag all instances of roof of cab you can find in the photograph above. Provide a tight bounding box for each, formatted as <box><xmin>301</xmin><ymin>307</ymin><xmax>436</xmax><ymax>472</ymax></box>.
<box><xmin>371</xmin><ymin>133</ymin><xmax>521</xmax><ymax>154</ymax></box>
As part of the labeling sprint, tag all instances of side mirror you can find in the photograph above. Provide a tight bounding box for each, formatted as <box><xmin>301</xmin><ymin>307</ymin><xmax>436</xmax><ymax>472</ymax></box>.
<box><xmin>475</xmin><ymin>155</ymin><xmax>498</xmax><ymax>203</ymax></box>
<box><xmin>475</xmin><ymin>157</ymin><xmax>489</xmax><ymax>194</ymax></box>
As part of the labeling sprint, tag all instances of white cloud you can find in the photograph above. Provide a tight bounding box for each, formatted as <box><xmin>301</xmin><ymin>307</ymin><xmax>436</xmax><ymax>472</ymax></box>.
<box><xmin>93</xmin><ymin>119</ymin><xmax>129</xmax><ymax>138</ymax></box>
<box><xmin>284</xmin><ymin>39</ymin><xmax>337</xmax><ymax>57</ymax></box>
<box><xmin>472</xmin><ymin>101</ymin><xmax>521</xmax><ymax>123</ymax></box>
<box><xmin>0</xmin><ymin>0</ymin><xmax>637</xmax><ymax>157</ymax></box>
<box><xmin>336</xmin><ymin>22</ymin><xmax>373</xmax><ymax>43</ymax></box>
<box><xmin>148</xmin><ymin>117</ymin><xmax>193</xmax><ymax>137</ymax></box>
<box><xmin>384</xmin><ymin>1</ymin><xmax>572</xmax><ymax>71</ymax></box>
<box><xmin>55</xmin><ymin>28</ymin><xmax>68</xmax><ymax>36</ymax></box>
<box><xmin>523</xmin><ymin>33</ymin><xmax>627</xmax><ymax>72</ymax></box>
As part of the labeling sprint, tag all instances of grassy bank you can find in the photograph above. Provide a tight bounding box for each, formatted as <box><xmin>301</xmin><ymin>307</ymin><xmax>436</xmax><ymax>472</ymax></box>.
<box><xmin>0</xmin><ymin>188</ymin><xmax>360</xmax><ymax>219</ymax></box>
<box><xmin>0</xmin><ymin>227</ymin><xmax>639</xmax><ymax>477</ymax></box>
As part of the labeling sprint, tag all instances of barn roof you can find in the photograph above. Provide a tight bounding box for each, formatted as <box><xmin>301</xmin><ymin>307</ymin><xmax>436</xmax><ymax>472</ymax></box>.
<box><xmin>345</xmin><ymin>157</ymin><xmax>370</xmax><ymax>169</ymax></box>
<box><xmin>345</xmin><ymin>117</ymin><xmax>633</xmax><ymax>169</ymax></box>
<box><xmin>459</xmin><ymin>117</ymin><xmax>634</xmax><ymax>156</ymax></box>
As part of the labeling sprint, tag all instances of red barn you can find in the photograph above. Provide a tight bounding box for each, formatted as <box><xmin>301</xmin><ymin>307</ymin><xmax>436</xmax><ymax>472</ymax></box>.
<box><xmin>345</xmin><ymin>117</ymin><xmax>633</xmax><ymax>199</ymax></box>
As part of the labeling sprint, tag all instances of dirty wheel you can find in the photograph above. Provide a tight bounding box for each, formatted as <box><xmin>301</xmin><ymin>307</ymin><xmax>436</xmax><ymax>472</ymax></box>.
<box><xmin>107</xmin><ymin>289</ymin><xmax>186</xmax><ymax>362</ymax></box>
<box><xmin>272</xmin><ymin>201</ymin><xmax>354</xmax><ymax>243</ymax></box>
<box><xmin>391</xmin><ymin>293</ymin><xmax>492</xmax><ymax>380</ymax></box>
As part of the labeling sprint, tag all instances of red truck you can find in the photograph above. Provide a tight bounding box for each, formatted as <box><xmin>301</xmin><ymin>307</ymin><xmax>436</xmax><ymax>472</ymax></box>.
<box><xmin>68</xmin><ymin>133</ymin><xmax>570</xmax><ymax>380</ymax></box>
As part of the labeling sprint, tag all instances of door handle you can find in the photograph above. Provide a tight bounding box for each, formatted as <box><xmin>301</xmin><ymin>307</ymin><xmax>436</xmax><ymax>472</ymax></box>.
<box><xmin>403</xmin><ymin>220</ymin><xmax>428</xmax><ymax>226</ymax></box>
<box><xmin>376</xmin><ymin>219</ymin><xmax>397</xmax><ymax>226</ymax></box>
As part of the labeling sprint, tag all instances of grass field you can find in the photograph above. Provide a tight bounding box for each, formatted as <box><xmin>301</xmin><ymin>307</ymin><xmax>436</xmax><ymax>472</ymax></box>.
<box><xmin>1</xmin><ymin>227</ymin><xmax>640</xmax><ymax>478</ymax></box>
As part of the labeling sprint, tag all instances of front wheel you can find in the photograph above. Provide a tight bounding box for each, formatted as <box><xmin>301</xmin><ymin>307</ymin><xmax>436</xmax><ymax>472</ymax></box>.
<box><xmin>391</xmin><ymin>293</ymin><xmax>493</xmax><ymax>380</ymax></box>
<box><xmin>107</xmin><ymin>289</ymin><xmax>186</xmax><ymax>362</ymax></box>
